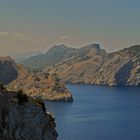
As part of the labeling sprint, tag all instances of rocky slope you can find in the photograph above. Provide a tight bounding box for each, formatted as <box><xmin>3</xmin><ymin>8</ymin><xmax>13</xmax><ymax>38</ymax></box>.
<box><xmin>21</xmin><ymin>44</ymin><xmax>78</xmax><ymax>71</ymax></box>
<box><xmin>47</xmin><ymin>45</ymin><xmax>140</xmax><ymax>86</ymax></box>
<box><xmin>20</xmin><ymin>43</ymin><xmax>100</xmax><ymax>71</ymax></box>
<box><xmin>0</xmin><ymin>57</ymin><xmax>73</xmax><ymax>102</ymax></box>
<box><xmin>0</xmin><ymin>89</ymin><xmax>58</xmax><ymax>140</ymax></box>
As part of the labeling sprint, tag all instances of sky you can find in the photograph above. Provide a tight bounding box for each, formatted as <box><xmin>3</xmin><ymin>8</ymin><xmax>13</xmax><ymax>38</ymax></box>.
<box><xmin>0</xmin><ymin>0</ymin><xmax>140</xmax><ymax>55</ymax></box>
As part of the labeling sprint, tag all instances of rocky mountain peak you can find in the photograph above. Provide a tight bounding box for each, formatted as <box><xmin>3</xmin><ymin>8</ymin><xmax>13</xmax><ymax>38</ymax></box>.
<box><xmin>122</xmin><ymin>45</ymin><xmax>140</xmax><ymax>54</ymax></box>
<box><xmin>46</xmin><ymin>44</ymin><xmax>70</xmax><ymax>54</ymax></box>
<box><xmin>81</xmin><ymin>43</ymin><xmax>101</xmax><ymax>50</ymax></box>
<box><xmin>48</xmin><ymin>45</ymin><xmax>140</xmax><ymax>86</ymax></box>
<box><xmin>0</xmin><ymin>56</ymin><xmax>14</xmax><ymax>62</ymax></box>
<box><xmin>52</xmin><ymin>44</ymin><xmax>67</xmax><ymax>49</ymax></box>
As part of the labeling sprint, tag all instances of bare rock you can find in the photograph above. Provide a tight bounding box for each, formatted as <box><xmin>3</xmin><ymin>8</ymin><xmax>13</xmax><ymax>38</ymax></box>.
<box><xmin>0</xmin><ymin>89</ymin><xmax>58</xmax><ymax>140</ymax></box>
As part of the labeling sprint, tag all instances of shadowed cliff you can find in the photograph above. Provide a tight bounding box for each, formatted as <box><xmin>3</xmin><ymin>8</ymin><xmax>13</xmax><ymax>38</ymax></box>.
<box><xmin>0</xmin><ymin>88</ymin><xmax>58</xmax><ymax>140</ymax></box>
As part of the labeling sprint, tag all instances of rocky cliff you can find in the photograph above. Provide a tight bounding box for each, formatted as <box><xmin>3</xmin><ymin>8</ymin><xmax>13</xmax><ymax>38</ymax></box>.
<box><xmin>48</xmin><ymin>45</ymin><xmax>140</xmax><ymax>86</ymax></box>
<box><xmin>0</xmin><ymin>57</ymin><xmax>18</xmax><ymax>84</ymax></box>
<box><xmin>0</xmin><ymin>89</ymin><xmax>58</xmax><ymax>140</ymax></box>
<box><xmin>0</xmin><ymin>57</ymin><xmax>73</xmax><ymax>102</ymax></box>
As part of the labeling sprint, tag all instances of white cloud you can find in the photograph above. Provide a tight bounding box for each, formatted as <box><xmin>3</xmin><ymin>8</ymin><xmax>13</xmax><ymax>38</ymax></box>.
<box><xmin>12</xmin><ymin>32</ymin><xmax>26</xmax><ymax>38</ymax></box>
<box><xmin>0</xmin><ymin>31</ymin><xmax>48</xmax><ymax>54</ymax></box>
<box><xmin>0</xmin><ymin>31</ymin><xmax>48</xmax><ymax>43</ymax></box>
<box><xmin>60</xmin><ymin>35</ymin><xmax>69</xmax><ymax>40</ymax></box>
<box><xmin>0</xmin><ymin>31</ymin><xmax>9</xmax><ymax>36</ymax></box>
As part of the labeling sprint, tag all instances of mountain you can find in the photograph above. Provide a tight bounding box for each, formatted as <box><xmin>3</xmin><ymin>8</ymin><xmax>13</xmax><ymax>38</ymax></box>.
<box><xmin>0</xmin><ymin>88</ymin><xmax>58</xmax><ymax>140</ymax></box>
<box><xmin>47</xmin><ymin>45</ymin><xmax>140</xmax><ymax>86</ymax></box>
<box><xmin>20</xmin><ymin>44</ymin><xmax>78</xmax><ymax>71</ymax></box>
<box><xmin>0</xmin><ymin>56</ymin><xmax>73</xmax><ymax>102</ymax></box>
<box><xmin>20</xmin><ymin>43</ymin><xmax>101</xmax><ymax>71</ymax></box>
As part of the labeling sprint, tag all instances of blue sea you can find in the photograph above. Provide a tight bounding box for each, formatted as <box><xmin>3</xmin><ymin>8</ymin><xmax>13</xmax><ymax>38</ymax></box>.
<box><xmin>45</xmin><ymin>84</ymin><xmax>140</xmax><ymax>140</ymax></box>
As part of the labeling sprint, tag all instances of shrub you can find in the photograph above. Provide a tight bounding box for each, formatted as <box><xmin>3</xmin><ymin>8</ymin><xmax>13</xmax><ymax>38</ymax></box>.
<box><xmin>31</xmin><ymin>96</ymin><xmax>46</xmax><ymax>113</ymax></box>
<box><xmin>44</xmin><ymin>72</ymin><xmax>50</xmax><ymax>79</ymax></box>
<box><xmin>0</xmin><ymin>82</ymin><xmax>6</xmax><ymax>90</ymax></box>
<box><xmin>32</xmin><ymin>96</ymin><xmax>43</xmax><ymax>105</ymax></box>
<box><xmin>16</xmin><ymin>90</ymin><xmax>28</xmax><ymax>105</ymax></box>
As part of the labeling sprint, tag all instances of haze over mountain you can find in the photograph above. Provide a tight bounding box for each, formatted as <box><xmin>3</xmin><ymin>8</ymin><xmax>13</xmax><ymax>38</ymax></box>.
<box><xmin>1</xmin><ymin>1</ymin><xmax>140</xmax><ymax>54</ymax></box>
<box><xmin>10</xmin><ymin>51</ymin><xmax>43</xmax><ymax>62</ymax></box>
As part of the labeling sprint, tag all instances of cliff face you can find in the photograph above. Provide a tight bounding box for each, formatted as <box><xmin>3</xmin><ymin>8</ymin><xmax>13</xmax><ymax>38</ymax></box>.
<box><xmin>0</xmin><ymin>89</ymin><xmax>58</xmax><ymax>140</ymax></box>
<box><xmin>0</xmin><ymin>57</ymin><xmax>73</xmax><ymax>102</ymax></box>
<box><xmin>8</xmin><ymin>70</ymin><xmax>73</xmax><ymax>102</ymax></box>
<box><xmin>0</xmin><ymin>57</ymin><xmax>18</xmax><ymax>84</ymax></box>
<box><xmin>48</xmin><ymin>45</ymin><xmax>140</xmax><ymax>86</ymax></box>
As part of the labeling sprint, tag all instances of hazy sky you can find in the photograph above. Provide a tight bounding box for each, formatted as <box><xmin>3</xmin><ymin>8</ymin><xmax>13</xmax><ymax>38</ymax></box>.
<box><xmin>0</xmin><ymin>0</ymin><xmax>140</xmax><ymax>55</ymax></box>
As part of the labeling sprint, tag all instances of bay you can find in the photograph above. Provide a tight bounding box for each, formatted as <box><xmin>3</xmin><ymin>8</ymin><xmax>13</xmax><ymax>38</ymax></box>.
<box><xmin>45</xmin><ymin>84</ymin><xmax>140</xmax><ymax>140</ymax></box>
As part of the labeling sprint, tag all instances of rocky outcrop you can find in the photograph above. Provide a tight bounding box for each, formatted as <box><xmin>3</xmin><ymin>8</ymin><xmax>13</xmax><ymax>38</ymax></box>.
<box><xmin>0</xmin><ymin>89</ymin><xmax>58</xmax><ymax>140</ymax></box>
<box><xmin>47</xmin><ymin>45</ymin><xmax>140</xmax><ymax>86</ymax></box>
<box><xmin>0</xmin><ymin>57</ymin><xmax>18</xmax><ymax>84</ymax></box>
<box><xmin>0</xmin><ymin>57</ymin><xmax>73</xmax><ymax>102</ymax></box>
<box><xmin>8</xmin><ymin>71</ymin><xmax>73</xmax><ymax>102</ymax></box>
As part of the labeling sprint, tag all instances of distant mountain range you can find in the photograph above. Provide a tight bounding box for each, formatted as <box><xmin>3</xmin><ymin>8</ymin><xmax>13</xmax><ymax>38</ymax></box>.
<box><xmin>20</xmin><ymin>43</ymin><xmax>101</xmax><ymax>71</ymax></box>
<box><xmin>20</xmin><ymin>44</ymin><xmax>140</xmax><ymax>86</ymax></box>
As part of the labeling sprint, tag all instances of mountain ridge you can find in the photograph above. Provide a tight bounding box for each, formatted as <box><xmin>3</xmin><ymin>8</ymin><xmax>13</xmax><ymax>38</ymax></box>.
<box><xmin>19</xmin><ymin>44</ymin><xmax>140</xmax><ymax>86</ymax></box>
<box><xmin>20</xmin><ymin>43</ymin><xmax>102</xmax><ymax>71</ymax></box>
<box><xmin>47</xmin><ymin>45</ymin><xmax>140</xmax><ymax>86</ymax></box>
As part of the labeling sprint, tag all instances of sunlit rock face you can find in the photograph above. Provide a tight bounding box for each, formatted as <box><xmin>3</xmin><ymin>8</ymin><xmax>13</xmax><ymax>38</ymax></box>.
<box><xmin>48</xmin><ymin>45</ymin><xmax>140</xmax><ymax>86</ymax></box>
<box><xmin>0</xmin><ymin>56</ymin><xmax>73</xmax><ymax>102</ymax></box>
